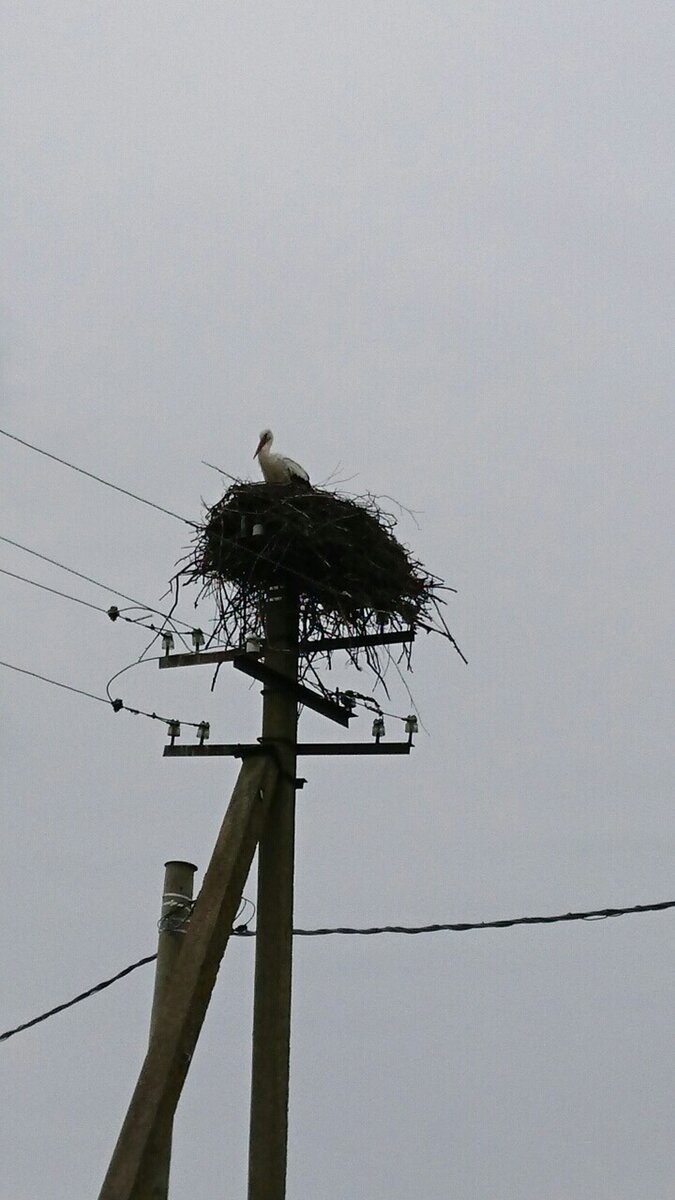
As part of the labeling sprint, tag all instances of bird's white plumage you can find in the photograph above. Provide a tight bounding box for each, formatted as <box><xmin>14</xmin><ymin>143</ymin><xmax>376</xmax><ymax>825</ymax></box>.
<box><xmin>254</xmin><ymin>429</ymin><xmax>310</xmax><ymax>484</ymax></box>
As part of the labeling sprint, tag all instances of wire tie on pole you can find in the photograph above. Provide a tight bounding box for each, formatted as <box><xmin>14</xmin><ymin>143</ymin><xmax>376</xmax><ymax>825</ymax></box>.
<box><xmin>158</xmin><ymin>895</ymin><xmax>195</xmax><ymax>934</ymax></box>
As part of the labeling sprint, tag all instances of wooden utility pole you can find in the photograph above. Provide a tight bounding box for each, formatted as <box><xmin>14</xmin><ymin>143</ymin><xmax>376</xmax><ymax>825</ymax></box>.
<box><xmin>248</xmin><ymin>586</ymin><xmax>299</xmax><ymax>1200</ymax></box>
<box><xmin>144</xmin><ymin>860</ymin><xmax>197</xmax><ymax>1200</ymax></box>
<box><xmin>99</xmin><ymin>576</ymin><xmax>412</xmax><ymax>1200</ymax></box>
<box><xmin>98</xmin><ymin>755</ymin><xmax>279</xmax><ymax>1200</ymax></box>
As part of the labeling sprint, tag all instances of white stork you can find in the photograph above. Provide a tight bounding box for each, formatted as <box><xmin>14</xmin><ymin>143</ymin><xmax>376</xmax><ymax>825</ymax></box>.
<box><xmin>253</xmin><ymin>429</ymin><xmax>310</xmax><ymax>485</ymax></box>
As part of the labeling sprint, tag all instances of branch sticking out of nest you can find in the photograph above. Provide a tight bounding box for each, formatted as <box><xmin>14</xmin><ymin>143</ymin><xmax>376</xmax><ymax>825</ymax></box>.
<box><xmin>179</xmin><ymin>482</ymin><xmax>463</xmax><ymax>682</ymax></box>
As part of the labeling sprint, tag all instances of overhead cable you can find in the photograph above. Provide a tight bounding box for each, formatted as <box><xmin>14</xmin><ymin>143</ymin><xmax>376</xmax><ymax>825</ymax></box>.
<box><xmin>0</xmin><ymin>533</ymin><xmax>198</xmax><ymax>632</ymax></box>
<box><xmin>0</xmin><ymin>658</ymin><xmax>112</xmax><ymax>707</ymax></box>
<box><xmin>0</xmin><ymin>427</ymin><xmax>196</xmax><ymax>527</ymax></box>
<box><xmin>0</xmin><ymin>565</ymin><xmax>163</xmax><ymax>633</ymax></box>
<box><xmin>0</xmin><ymin>657</ymin><xmax>203</xmax><ymax>729</ymax></box>
<box><xmin>2</xmin><ymin>899</ymin><xmax>672</xmax><ymax>1043</ymax></box>
<box><xmin>0</xmin><ymin>955</ymin><xmax>158</xmax><ymax>1042</ymax></box>
<box><xmin>271</xmin><ymin>899</ymin><xmax>675</xmax><ymax>935</ymax></box>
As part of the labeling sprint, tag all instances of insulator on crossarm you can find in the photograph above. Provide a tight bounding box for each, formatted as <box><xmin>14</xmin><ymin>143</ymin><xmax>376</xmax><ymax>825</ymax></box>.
<box><xmin>162</xmin><ymin>632</ymin><xmax>175</xmax><ymax>656</ymax></box>
<box><xmin>197</xmin><ymin>721</ymin><xmax>210</xmax><ymax>745</ymax></box>
<box><xmin>191</xmin><ymin>628</ymin><xmax>205</xmax><ymax>652</ymax></box>
<box><xmin>167</xmin><ymin>719</ymin><xmax>181</xmax><ymax>745</ymax></box>
<box><xmin>372</xmin><ymin>716</ymin><xmax>385</xmax><ymax>742</ymax></box>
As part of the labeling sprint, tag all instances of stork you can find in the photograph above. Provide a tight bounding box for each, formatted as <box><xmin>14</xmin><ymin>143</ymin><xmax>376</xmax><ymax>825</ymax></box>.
<box><xmin>254</xmin><ymin>429</ymin><xmax>310</xmax><ymax>485</ymax></box>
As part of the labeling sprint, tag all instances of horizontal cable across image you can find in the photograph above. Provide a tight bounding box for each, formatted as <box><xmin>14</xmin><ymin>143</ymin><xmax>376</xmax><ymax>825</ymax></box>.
<box><xmin>2</xmin><ymin>899</ymin><xmax>673</xmax><ymax>1044</ymax></box>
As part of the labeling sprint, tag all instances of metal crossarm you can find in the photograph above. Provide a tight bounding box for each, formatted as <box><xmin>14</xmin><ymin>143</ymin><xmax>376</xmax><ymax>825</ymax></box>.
<box><xmin>163</xmin><ymin>742</ymin><xmax>412</xmax><ymax>758</ymax></box>
<box><xmin>157</xmin><ymin>629</ymin><xmax>413</xmax><ymax>671</ymax></box>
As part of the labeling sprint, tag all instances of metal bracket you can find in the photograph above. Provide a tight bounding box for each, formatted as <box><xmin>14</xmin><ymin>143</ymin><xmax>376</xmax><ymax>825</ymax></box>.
<box><xmin>158</xmin><ymin>647</ymin><xmax>258</xmax><ymax>671</ymax></box>
<box><xmin>298</xmin><ymin>630</ymin><xmax>414</xmax><ymax>653</ymax></box>
<box><xmin>231</xmin><ymin>657</ymin><xmax>352</xmax><ymax>726</ymax></box>
<box><xmin>163</xmin><ymin>741</ymin><xmax>412</xmax><ymax>759</ymax></box>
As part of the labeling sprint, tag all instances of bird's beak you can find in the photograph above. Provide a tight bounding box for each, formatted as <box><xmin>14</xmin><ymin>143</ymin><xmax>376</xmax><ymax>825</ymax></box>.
<box><xmin>254</xmin><ymin>437</ymin><xmax>265</xmax><ymax>459</ymax></box>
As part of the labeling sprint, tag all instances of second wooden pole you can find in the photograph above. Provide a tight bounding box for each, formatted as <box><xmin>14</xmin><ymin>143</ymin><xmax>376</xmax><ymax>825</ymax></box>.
<box><xmin>144</xmin><ymin>860</ymin><xmax>197</xmax><ymax>1200</ymax></box>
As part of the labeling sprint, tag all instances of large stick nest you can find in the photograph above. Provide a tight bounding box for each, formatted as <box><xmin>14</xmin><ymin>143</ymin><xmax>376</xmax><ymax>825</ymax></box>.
<box><xmin>180</xmin><ymin>482</ymin><xmax>460</xmax><ymax>681</ymax></box>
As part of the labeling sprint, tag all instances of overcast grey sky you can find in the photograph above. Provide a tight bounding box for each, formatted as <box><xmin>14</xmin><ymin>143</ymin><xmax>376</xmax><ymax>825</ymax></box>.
<box><xmin>1</xmin><ymin>3</ymin><xmax>673</xmax><ymax>1198</ymax></box>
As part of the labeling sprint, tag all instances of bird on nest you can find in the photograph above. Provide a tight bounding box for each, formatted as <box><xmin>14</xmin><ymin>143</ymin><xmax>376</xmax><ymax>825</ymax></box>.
<box><xmin>254</xmin><ymin>429</ymin><xmax>311</xmax><ymax>485</ymax></box>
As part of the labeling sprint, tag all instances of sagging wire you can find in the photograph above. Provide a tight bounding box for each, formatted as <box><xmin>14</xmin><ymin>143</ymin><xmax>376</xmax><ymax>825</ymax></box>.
<box><xmin>0</xmin><ymin>565</ymin><xmax>176</xmax><ymax>637</ymax></box>
<box><xmin>0</xmin><ymin>427</ymin><xmax>197</xmax><ymax>528</ymax></box>
<box><xmin>235</xmin><ymin>896</ymin><xmax>256</xmax><ymax>931</ymax></box>
<box><xmin>104</xmin><ymin>656</ymin><xmax>205</xmax><ymax>732</ymax></box>
<box><xmin>3</xmin><ymin>899</ymin><xmax>674</xmax><ymax>1044</ymax></box>
<box><xmin>0</xmin><ymin>657</ymin><xmax>204</xmax><ymax>735</ymax></box>
<box><xmin>0</xmin><ymin>532</ymin><xmax>201</xmax><ymax>638</ymax></box>
<box><xmin>0</xmin><ymin>659</ymin><xmax>117</xmax><ymax>709</ymax></box>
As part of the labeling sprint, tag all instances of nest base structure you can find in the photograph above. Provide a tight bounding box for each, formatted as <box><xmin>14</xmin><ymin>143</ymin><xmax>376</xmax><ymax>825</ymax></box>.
<box><xmin>181</xmin><ymin>482</ymin><xmax>450</xmax><ymax>677</ymax></box>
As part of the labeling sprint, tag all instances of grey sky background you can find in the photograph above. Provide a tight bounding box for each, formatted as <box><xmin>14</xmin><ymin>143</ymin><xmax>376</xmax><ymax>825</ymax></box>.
<box><xmin>1</xmin><ymin>3</ymin><xmax>673</xmax><ymax>1197</ymax></box>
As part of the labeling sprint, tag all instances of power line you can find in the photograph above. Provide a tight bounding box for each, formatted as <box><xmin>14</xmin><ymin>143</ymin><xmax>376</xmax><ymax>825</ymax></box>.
<box><xmin>0</xmin><ymin>534</ymin><xmax>198</xmax><ymax>632</ymax></box>
<box><xmin>0</xmin><ymin>657</ymin><xmax>204</xmax><ymax>729</ymax></box>
<box><xmin>2</xmin><ymin>899</ymin><xmax>672</xmax><ymax>1043</ymax></box>
<box><xmin>0</xmin><ymin>565</ymin><xmax>106</xmax><ymax>614</ymax></box>
<box><xmin>0</xmin><ymin>565</ymin><xmax>163</xmax><ymax>633</ymax></box>
<box><xmin>0</xmin><ymin>658</ymin><xmax>113</xmax><ymax>707</ymax></box>
<box><xmin>275</xmin><ymin>899</ymin><xmax>675</xmax><ymax>935</ymax></box>
<box><xmin>0</xmin><ymin>427</ymin><xmax>196</xmax><ymax>527</ymax></box>
<box><xmin>0</xmin><ymin>955</ymin><xmax>158</xmax><ymax>1042</ymax></box>
<box><xmin>103</xmin><ymin>655</ymin><xmax>208</xmax><ymax>729</ymax></box>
